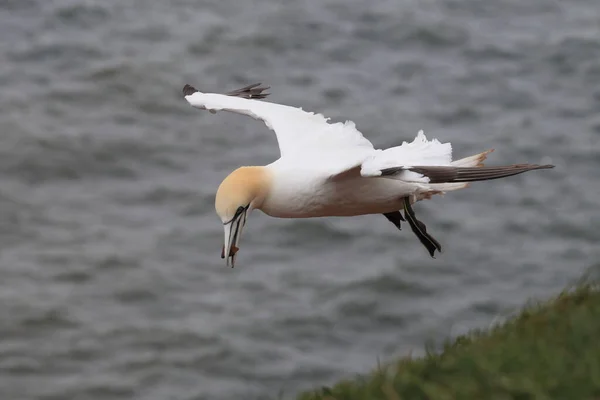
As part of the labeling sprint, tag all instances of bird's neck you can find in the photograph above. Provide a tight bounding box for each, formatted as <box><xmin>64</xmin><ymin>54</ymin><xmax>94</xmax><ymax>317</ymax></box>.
<box><xmin>227</xmin><ymin>166</ymin><xmax>273</xmax><ymax>211</ymax></box>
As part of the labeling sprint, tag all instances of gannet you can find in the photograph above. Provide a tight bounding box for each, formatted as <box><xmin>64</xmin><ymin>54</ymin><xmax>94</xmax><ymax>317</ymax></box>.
<box><xmin>182</xmin><ymin>83</ymin><xmax>554</xmax><ymax>267</ymax></box>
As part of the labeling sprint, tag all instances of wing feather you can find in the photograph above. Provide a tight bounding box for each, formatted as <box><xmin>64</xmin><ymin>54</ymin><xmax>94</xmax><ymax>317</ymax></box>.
<box><xmin>360</xmin><ymin>130</ymin><xmax>452</xmax><ymax>179</ymax></box>
<box><xmin>183</xmin><ymin>84</ymin><xmax>375</xmax><ymax>160</ymax></box>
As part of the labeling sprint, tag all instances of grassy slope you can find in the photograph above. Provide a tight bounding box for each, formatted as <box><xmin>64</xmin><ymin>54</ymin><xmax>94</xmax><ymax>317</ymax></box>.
<box><xmin>297</xmin><ymin>283</ymin><xmax>600</xmax><ymax>400</ymax></box>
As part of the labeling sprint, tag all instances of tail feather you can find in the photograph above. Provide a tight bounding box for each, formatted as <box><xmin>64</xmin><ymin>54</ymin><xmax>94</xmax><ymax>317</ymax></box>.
<box><xmin>406</xmin><ymin>164</ymin><xmax>554</xmax><ymax>184</ymax></box>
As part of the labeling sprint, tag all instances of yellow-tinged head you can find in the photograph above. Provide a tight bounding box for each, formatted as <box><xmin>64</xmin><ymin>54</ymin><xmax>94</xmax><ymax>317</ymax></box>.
<box><xmin>215</xmin><ymin>166</ymin><xmax>271</xmax><ymax>267</ymax></box>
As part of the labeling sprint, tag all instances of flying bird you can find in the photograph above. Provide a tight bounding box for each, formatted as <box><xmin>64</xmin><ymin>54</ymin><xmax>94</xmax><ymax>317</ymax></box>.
<box><xmin>182</xmin><ymin>83</ymin><xmax>554</xmax><ymax>267</ymax></box>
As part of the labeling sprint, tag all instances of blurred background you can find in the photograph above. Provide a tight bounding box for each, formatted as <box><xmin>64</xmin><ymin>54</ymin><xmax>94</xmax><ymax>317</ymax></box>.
<box><xmin>0</xmin><ymin>0</ymin><xmax>598</xmax><ymax>399</ymax></box>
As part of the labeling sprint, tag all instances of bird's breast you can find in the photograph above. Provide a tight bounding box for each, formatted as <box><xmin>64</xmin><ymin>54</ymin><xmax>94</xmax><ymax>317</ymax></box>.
<box><xmin>260</xmin><ymin>174</ymin><xmax>414</xmax><ymax>218</ymax></box>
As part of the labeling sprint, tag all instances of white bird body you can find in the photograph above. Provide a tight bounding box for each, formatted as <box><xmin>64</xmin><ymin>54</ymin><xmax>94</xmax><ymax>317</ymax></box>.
<box><xmin>182</xmin><ymin>83</ymin><xmax>554</xmax><ymax>267</ymax></box>
<box><xmin>261</xmin><ymin>160</ymin><xmax>426</xmax><ymax>218</ymax></box>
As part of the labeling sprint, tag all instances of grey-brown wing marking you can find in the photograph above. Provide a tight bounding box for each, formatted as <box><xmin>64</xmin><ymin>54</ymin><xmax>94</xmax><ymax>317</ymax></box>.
<box><xmin>381</xmin><ymin>164</ymin><xmax>554</xmax><ymax>183</ymax></box>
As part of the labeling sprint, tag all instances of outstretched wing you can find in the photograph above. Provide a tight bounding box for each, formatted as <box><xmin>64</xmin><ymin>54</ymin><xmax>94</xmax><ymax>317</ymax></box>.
<box><xmin>182</xmin><ymin>83</ymin><xmax>375</xmax><ymax>159</ymax></box>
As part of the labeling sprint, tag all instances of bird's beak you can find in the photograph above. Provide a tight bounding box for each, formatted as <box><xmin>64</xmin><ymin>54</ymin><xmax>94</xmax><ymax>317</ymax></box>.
<box><xmin>221</xmin><ymin>206</ymin><xmax>249</xmax><ymax>268</ymax></box>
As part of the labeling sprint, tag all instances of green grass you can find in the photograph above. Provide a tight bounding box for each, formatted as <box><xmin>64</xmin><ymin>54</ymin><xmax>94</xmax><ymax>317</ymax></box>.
<box><xmin>296</xmin><ymin>282</ymin><xmax>600</xmax><ymax>400</ymax></box>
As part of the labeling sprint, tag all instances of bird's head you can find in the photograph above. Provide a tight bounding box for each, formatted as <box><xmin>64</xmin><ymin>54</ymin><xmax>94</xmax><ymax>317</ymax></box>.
<box><xmin>215</xmin><ymin>166</ymin><xmax>271</xmax><ymax>267</ymax></box>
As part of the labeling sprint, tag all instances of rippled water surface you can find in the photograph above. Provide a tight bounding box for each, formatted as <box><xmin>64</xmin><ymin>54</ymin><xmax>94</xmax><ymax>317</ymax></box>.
<box><xmin>1</xmin><ymin>0</ymin><xmax>599</xmax><ymax>399</ymax></box>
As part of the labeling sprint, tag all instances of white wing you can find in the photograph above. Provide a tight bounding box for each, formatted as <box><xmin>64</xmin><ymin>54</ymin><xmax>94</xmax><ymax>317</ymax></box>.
<box><xmin>183</xmin><ymin>84</ymin><xmax>375</xmax><ymax>160</ymax></box>
<box><xmin>182</xmin><ymin>83</ymin><xmax>494</xmax><ymax>183</ymax></box>
<box><xmin>360</xmin><ymin>130</ymin><xmax>453</xmax><ymax>181</ymax></box>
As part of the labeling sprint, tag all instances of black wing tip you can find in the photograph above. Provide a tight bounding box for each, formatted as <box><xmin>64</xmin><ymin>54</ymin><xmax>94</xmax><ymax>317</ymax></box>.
<box><xmin>505</xmin><ymin>163</ymin><xmax>556</xmax><ymax>170</ymax></box>
<box><xmin>182</xmin><ymin>82</ymin><xmax>271</xmax><ymax>99</ymax></box>
<box><xmin>400</xmin><ymin>163</ymin><xmax>557</xmax><ymax>184</ymax></box>
<box><xmin>382</xmin><ymin>163</ymin><xmax>555</xmax><ymax>179</ymax></box>
<box><xmin>225</xmin><ymin>82</ymin><xmax>271</xmax><ymax>99</ymax></box>
<box><xmin>182</xmin><ymin>84</ymin><xmax>198</xmax><ymax>96</ymax></box>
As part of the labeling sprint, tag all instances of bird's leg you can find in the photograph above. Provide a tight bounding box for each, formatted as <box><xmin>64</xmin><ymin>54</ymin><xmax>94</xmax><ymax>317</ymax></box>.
<box><xmin>382</xmin><ymin>211</ymin><xmax>405</xmax><ymax>230</ymax></box>
<box><xmin>402</xmin><ymin>197</ymin><xmax>442</xmax><ymax>258</ymax></box>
